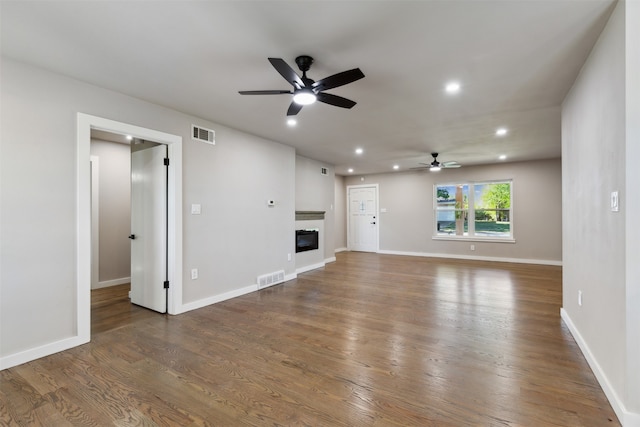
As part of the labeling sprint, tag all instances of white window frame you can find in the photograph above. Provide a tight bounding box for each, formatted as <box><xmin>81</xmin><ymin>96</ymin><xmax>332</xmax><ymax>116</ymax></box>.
<box><xmin>433</xmin><ymin>179</ymin><xmax>515</xmax><ymax>243</ymax></box>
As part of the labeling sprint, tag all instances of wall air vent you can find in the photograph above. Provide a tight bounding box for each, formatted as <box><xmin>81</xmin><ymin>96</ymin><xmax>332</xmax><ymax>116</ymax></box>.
<box><xmin>192</xmin><ymin>124</ymin><xmax>215</xmax><ymax>145</ymax></box>
<box><xmin>257</xmin><ymin>270</ymin><xmax>285</xmax><ymax>290</ymax></box>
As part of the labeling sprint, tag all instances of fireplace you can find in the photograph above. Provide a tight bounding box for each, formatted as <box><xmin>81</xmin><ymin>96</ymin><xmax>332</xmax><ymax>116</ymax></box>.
<box><xmin>296</xmin><ymin>229</ymin><xmax>319</xmax><ymax>253</ymax></box>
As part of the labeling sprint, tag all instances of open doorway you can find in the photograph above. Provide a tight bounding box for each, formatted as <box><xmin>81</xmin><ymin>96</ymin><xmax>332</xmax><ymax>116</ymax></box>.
<box><xmin>77</xmin><ymin>113</ymin><xmax>183</xmax><ymax>345</ymax></box>
<box><xmin>89</xmin><ymin>131</ymin><xmax>166</xmax><ymax>333</ymax></box>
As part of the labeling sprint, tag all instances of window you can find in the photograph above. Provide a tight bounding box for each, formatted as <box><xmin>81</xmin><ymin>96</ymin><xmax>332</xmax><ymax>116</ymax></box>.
<box><xmin>435</xmin><ymin>180</ymin><xmax>512</xmax><ymax>241</ymax></box>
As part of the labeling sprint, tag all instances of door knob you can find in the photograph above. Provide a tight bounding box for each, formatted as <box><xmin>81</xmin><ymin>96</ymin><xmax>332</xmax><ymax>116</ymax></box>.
<box><xmin>128</xmin><ymin>234</ymin><xmax>136</xmax><ymax>240</ymax></box>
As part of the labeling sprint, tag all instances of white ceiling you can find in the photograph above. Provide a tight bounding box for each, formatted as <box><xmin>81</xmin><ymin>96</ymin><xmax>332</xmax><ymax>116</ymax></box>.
<box><xmin>1</xmin><ymin>0</ymin><xmax>615</xmax><ymax>175</ymax></box>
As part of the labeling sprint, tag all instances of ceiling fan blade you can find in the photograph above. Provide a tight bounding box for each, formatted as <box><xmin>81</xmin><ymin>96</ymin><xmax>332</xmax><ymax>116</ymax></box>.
<box><xmin>287</xmin><ymin>101</ymin><xmax>303</xmax><ymax>116</ymax></box>
<box><xmin>238</xmin><ymin>90</ymin><xmax>292</xmax><ymax>95</ymax></box>
<box><xmin>410</xmin><ymin>166</ymin><xmax>430</xmax><ymax>170</ymax></box>
<box><xmin>317</xmin><ymin>92</ymin><xmax>357</xmax><ymax>109</ymax></box>
<box><xmin>312</xmin><ymin>68</ymin><xmax>365</xmax><ymax>92</ymax></box>
<box><xmin>443</xmin><ymin>163</ymin><xmax>461</xmax><ymax>168</ymax></box>
<box><xmin>268</xmin><ymin>58</ymin><xmax>304</xmax><ymax>88</ymax></box>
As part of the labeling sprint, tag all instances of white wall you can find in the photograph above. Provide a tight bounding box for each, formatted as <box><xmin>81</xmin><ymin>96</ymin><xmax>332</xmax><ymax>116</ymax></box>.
<box><xmin>0</xmin><ymin>59</ymin><xmax>297</xmax><ymax>364</ymax></box>
<box><xmin>343</xmin><ymin>159</ymin><xmax>562</xmax><ymax>264</ymax></box>
<box><xmin>90</xmin><ymin>139</ymin><xmax>131</xmax><ymax>285</ymax></box>
<box><xmin>561</xmin><ymin>0</ymin><xmax>640</xmax><ymax>423</ymax></box>
<box><xmin>625</xmin><ymin>0</ymin><xmax>640</xmax><ymax>416</ymax></box>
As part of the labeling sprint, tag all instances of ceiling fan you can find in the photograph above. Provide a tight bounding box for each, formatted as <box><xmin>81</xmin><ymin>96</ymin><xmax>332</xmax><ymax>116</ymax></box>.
<box><xmin>411</xmin><ymin>153</ymin><xmax>461</xmax><ymax>171</ymax></box>
<box><xmin>239</xmin><ymin>55</ymin><xmax>365</xmax><ymax>116</ymax></box>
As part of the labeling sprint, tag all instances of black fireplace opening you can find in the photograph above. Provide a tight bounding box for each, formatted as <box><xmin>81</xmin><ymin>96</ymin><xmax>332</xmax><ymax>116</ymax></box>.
<box><xmin>296</xmin><ymin>229</ymin><xmax>319</xmax><ymax>253</ymax></box>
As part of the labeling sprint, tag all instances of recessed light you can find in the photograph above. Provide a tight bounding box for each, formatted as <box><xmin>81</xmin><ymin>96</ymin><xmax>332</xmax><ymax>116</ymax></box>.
<box><xmin>347</xmin><ymin>168</ymin><xmax>354</xmax><ymax>173</ymax></box>
<box><xmin>393</xmin><ymin>165</ymin><xmax>399</xmax><ymax>170</ymax></box>
<box><xmin>126</xmin><ymin>135</ymin><xmax>133</xmax><ymax>141</ymax></box>
<box><xmin>499</xmin><ymin>154</ymin><xmax>507</xmax><ymax>160</ymax></box>
<box><xmin>445</xmin><ymin>81</ymin><xmax>461</xmax><ymax>94</ymax></box>
<box><xmin>496</xmin><ymin>128</ymin><xmax>508</xmax><ymax>136</ymax></box>
<box><xmin>287</xmin><ymin>118</ymin><xmax>297</xmax><ymax>126</ymax></box>
<box><xmin>355</xmin><ymin>148</ymin><xmax>364</xmax><ymax>155</ymax></box>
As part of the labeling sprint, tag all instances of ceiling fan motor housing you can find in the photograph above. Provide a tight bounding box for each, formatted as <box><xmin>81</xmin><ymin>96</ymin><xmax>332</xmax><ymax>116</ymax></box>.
<box><xmin>295</xmin><ymin>55</ymin><xmax>314</xmax><ymax>72</ymax></box>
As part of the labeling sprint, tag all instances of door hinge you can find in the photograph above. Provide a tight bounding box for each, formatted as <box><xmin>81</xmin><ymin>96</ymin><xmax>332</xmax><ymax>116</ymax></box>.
<box><xmin>163</xmin><ymin>280</ymin><xmax>170</xmax><ymax>289</ymax></box>
<box><xmin>164</xmin><ymin>158</ymin><xmax>170</xmax><ymax>166</ymax></box>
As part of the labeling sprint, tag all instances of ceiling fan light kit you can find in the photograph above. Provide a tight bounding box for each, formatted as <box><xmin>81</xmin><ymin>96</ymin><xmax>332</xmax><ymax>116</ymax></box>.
<box><xmin>292</xmin><ymin>89</ymin><xmax>316</xmax><ymax>105</ymax></box>
<box><xmin>239</xmin><ymin>55</ymin><xmax>364</xmax><ymax>116</ymax></box>
<box><xmin>410</xmin><ymin>152</ymin><xmax>461</xmax><ymax>171</ymax></box>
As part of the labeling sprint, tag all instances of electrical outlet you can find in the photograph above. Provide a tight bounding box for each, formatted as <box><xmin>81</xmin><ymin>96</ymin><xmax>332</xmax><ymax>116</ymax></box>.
<box><xmin>191</xmin><ymin>268</ymin><xmax>198</xmax><ymax>280</ymax></box>
<box><xmin>287</xmin><ymin>253</ymin><xmax>292</xmax><ymax>261</ymax></box>
<box><xmin>578</xmin><ymin>290</ymin><xmax>583</xmax><ymax>306</ymax></box>
<box><xmin>470</xmin><ymin>244</ymin><xmax>475</xmax><ymax>251</ymax></box>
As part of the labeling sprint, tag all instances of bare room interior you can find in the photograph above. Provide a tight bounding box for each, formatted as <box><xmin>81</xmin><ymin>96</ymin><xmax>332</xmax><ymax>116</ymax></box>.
<box><xmin>1</xmin><ymin>1</ymin><xmax>639</xmax><ymax>425</ymax></box>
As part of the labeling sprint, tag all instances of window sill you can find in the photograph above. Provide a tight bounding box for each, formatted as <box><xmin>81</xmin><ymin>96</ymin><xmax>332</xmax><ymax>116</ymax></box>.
<box><xmin>432</xmin><ymin>236</ymin><xmax>516</xmax><ymax>244</ymax></box>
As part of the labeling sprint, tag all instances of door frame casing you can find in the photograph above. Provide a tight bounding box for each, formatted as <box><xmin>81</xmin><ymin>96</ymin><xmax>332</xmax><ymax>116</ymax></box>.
<box><xmin>77</xmin><ymin>113</ymin><xmax>183</xmax><ymax>344</ymax></box>
<box><xmin>90</xmin><ymin>155</ymin><xmax>100</xmax><ymax>290</ymax></box>
<box><xmin>346</xmin><ymin>183</ymin><xmax>380</xmax><ymax>252</ymax></box>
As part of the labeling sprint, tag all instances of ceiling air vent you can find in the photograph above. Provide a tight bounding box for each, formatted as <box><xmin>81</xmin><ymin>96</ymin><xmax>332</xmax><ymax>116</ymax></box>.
<box><xmin>192</xmin><ymin>125</ymin><xmax>215</xmax><ymax>145</ymax></box>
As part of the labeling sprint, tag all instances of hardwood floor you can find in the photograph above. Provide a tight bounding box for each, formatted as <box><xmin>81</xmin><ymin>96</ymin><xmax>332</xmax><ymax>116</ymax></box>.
<box><xmin>0</xmin><ymin>253</ymin><xmax>619</xmax><ymax>426</ymax></box>
<box><xmin>90</xmin><ymin>283</ymin><xmax>158</xmax><ymax>335</ymax></box>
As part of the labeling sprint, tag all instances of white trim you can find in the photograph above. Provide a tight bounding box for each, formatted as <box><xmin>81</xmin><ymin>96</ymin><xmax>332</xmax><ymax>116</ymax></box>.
<box><xmin>77</xmin><ymin>115</ymin><xmax>92</xmax><ymax>347</ymax></box>
<box><xmin>180</xmin><ymin>285</ymin><xmax>257</xmax><ymax>314</ymax></box>
<box><xmin>296</xmin><ymin>261</ymin><xmax>326</xmax><ymax>274</ymax></box>
<box><xmin>78</xmin><ymin>114</ymin><xmax>183</xmax><ymax>330</ymax></box>
<box><xmin>0</xmin><ymin>336</ymin><xmax>86</xmax><ymax>370</ymax></box>
<box><xmin>180</xmin><ymin>272</ymin><xmax>299</xmax><ymax>314</ymax></box>
<box><xmin>94</xmin><ymin>277</ymin><xmax>131</xmax><ymax>290</ymax></box>
<box><xmin>346</xmin><ymin>183</ymin><xmax>380</xmax><ymax>252</ymax></box>
<box><xmin>433</xmin><ymin>180</ymin><xmax>514</xmax><ymax>241</ymax></box>
<box><xmin>285</xmin><ymin>272</ymin><xmax>297</xmax><ymax>282</ymax></box>
<box><xmin>561</xmin><ymin>309</ymin><xmax>638</xmax><ymax>426</ymax></box>
<box><xmin>377</xmin><ymin>249</ymin><xmax>562</xmax><ymax>266</ymax></box>
<box><xmin>166</xmin><ymin>141</ymin><xmax>183</xmax><ymax>315</ymax></box>
<box><xmin>432</xmin><ymin>236</ymin><xmax>516</xmax><ymax>244</ymax></box>
<box><xmin>325</xmin><ymin>256</ymin><xmax>337</xmax><ymax>264</ymax></box>
<box><xmin>335</xmin><ymin>247</ymin><xmax>348</xmax><ymax>253</ymax></box>
<box><xmin>90</xmin><ymin>156</ymin><xmax>100</xmax><ymax>290</ymax></box>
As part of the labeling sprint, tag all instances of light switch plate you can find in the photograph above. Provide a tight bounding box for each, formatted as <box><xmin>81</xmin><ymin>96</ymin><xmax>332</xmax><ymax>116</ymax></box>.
<box><xmin>611</xmin><ymin>191</ymin><xmax>619</xmax><ymax>212</ymax></box>
<box><xmin>191</xmin><ymin>204</ymin><xmax>201</xmax><ymax>215</ymax></box>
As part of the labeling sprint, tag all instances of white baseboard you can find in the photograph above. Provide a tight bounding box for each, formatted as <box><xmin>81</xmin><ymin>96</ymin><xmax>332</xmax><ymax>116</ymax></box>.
<box><xmin>93</xmin><ymin>276</ymin><xmax>130</xmax><ymax>290</ymax></box>
<box><xmin>561</xmin><ymin>308</ymin><xmax>639</xmax><ymax>426</ymax></box>
<box><xmin>178</xmin><ymin>271</ymin><xmax>299</xmax><ymax>314</ymax></box>
<box><xmin>377</xmin><ymin>249</ymin><xmax>562</xmax><ymax>266</ymax></box>
<box><xmin>0</xmin><ymin>334</ymin><xmax>89</xmax><ymax>370</ymax></box>
<box><xmin>284</xmin><ymin>272</ymin><xmax>297</xmax><ymax>282</ymax></box>
<box><xmin>173</xmin><ymin>267</ymin><xmax>302</xmax><ymax>315</ymax></box>
<box><xmin>296</xmin><ymin>261</ymin><xmax>325</xmax><ymax>274</ymax></box>
<box><xmin>325</xmin><ymin>256</ymin><xmax>336</xmax><ymax>264</ymax></box>
<box><xmin>335</xmin><ymin>247</ymin><xmax>348</xmax><ymax>253</ymax></box>
<box><xmin>178</xmin><ymin>285</ymin><xmax>257</xmax><ymax>314</ymax></box>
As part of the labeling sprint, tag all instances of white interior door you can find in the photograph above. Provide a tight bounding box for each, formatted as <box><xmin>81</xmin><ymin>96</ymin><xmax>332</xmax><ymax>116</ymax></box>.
<box><xmin>348</xmin><ymin>186</ymin><xmax>378</xmax><ymax>252</ymax></box>
<box><xmin>130</xmin><ymin>144</ymin><xmax>167</xmax><ymax>313</ymax></box>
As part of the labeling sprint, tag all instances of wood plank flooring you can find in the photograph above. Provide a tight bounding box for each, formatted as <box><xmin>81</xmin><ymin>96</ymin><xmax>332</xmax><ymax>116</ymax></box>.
<box><xmin>90</xmin><ymin>283</ymin><xmax>158</xmax><ymax>335</ymax></box>
<box><xmin>0</xmin><ymin>252</ymin><xmax>620</xmax><ymax>426</ymax></box>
